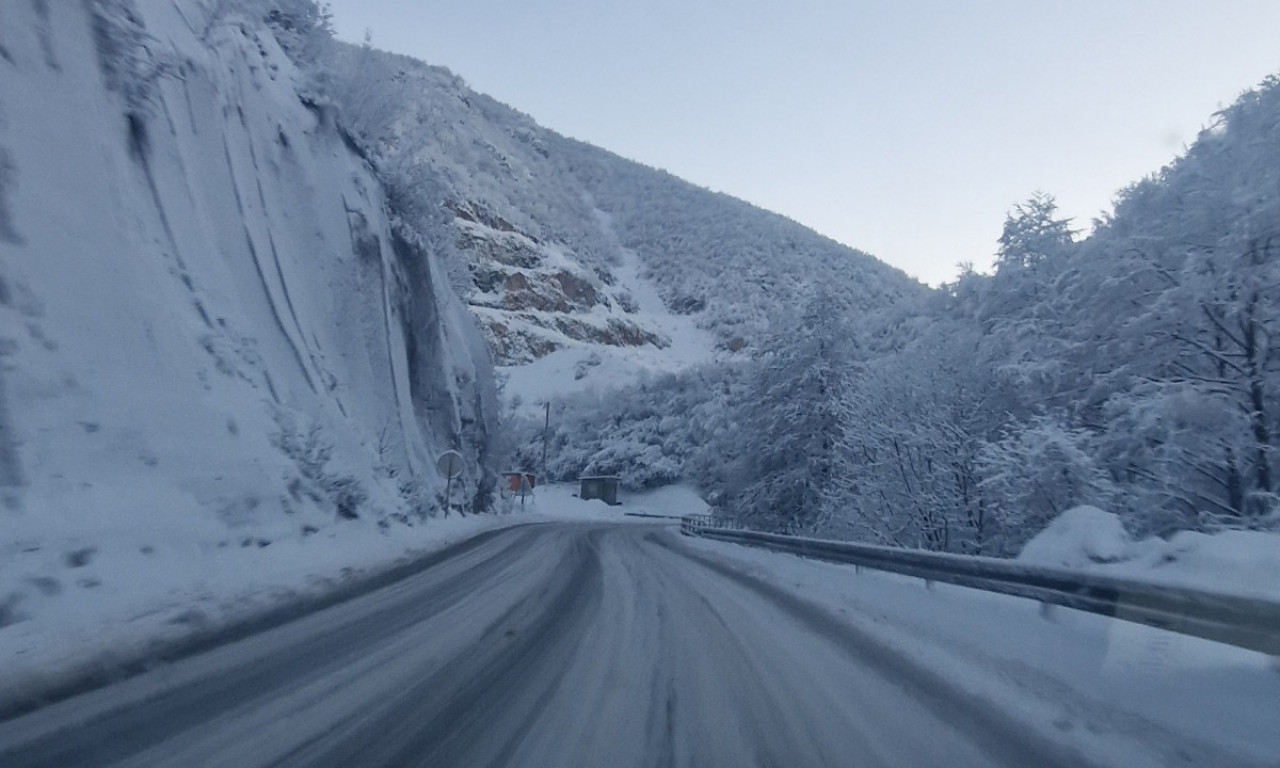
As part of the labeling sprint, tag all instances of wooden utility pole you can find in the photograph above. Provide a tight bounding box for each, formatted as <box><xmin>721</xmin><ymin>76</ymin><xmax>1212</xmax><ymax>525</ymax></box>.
<box><xmin>541</xmin><ymin>401</ymin><xmax>550</xmax><ymax>480</ymax></box>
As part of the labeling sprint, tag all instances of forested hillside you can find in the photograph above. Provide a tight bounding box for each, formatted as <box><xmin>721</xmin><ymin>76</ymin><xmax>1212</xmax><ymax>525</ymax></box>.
<box><xmin>849</xmin><ymin>77</ymin><xmax>1280</xmax><ymax>553</ymax></box>
<box><xmin>557</xmin><ymin>139</ymin><xmax>915</xmax><ymax>350</ymax></box>
<box><xmin>533</xmin><ymin>77</ymin><xmax>1280</xmax><ymax>555</ymax></box>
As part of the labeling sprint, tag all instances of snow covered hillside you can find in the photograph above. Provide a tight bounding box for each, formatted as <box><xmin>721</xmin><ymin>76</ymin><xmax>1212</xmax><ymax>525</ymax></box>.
<box><xmin>324</xmin><ymin>42</ymin><xmax>924</xmax><ymax>404</ymax></box>
<box><xmin>0</xmin><ymin>0</ymin><xmax>497</xmax><ymax>639</ymax></box>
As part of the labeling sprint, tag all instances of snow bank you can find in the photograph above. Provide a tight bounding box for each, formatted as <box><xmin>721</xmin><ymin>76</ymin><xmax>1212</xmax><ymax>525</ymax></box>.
<box><xmin>1016</xmin><ymin>506</ymin><xmax>1139</xmax><ymax>568</ymax></box>
<box><xmin>1018</xmin><ymin>507</ymin><xmax>1280</xmax><ymax>600</ymax></box>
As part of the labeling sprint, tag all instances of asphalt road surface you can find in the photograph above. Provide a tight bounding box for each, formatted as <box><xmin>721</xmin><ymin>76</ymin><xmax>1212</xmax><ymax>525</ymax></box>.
<box><xmin>0</xmin><ymin>523</ymin><xmax>1249</xmax><ymax>767</ymax></box>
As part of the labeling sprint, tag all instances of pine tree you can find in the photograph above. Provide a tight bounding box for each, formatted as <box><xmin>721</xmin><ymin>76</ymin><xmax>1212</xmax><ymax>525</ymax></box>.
<box><xmin>995</xmin><ymin>191</ymin><xmax>1075</xmax><ymax>272</ymax></box>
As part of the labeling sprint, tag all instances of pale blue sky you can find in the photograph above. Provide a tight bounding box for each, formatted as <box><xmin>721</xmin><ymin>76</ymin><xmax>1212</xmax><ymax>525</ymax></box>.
<box><xmin>324</xmin><ymin>0</ymin><xmax>1280</xmax><ymax>285</ymax></box>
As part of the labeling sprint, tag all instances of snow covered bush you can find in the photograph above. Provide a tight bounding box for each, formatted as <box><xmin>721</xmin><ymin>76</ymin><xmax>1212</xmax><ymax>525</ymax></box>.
<box><xmin>1016</xmin><ymin>506</ymin><xmax>1135</xmax><ymax>569</ymax></box>
<box><xmin>1020</xmin><ymin>507</ymin><xmax>1280</xmax><ymax>601</ymax></box>
<box><xmin>499</xmin><ymin>361</ymin><xmax>747</xmax><ymax>496</ymax></box>
<box><xmin>980</xmin><ymin>417</ymin><xmax>1116</xmax><ymax>549</ymax></box>
<box><xmin>273</xmin><ymin>413</ymin><xmax>366</xmax><ymax>520</ymax></box>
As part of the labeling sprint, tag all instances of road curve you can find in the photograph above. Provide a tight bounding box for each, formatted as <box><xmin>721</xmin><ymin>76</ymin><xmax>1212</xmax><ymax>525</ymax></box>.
<box><xmin>0</xmin><ymin>523</ymin><xmax>1208</xmax><ymax>767</ymax></box>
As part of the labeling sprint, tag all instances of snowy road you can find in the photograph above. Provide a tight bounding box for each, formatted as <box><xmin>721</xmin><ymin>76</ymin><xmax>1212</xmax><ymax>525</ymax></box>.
<box><xmin>0</xmin><ymin>523</ymin><xmax>1271</xmax><ymax>767</ymax></box>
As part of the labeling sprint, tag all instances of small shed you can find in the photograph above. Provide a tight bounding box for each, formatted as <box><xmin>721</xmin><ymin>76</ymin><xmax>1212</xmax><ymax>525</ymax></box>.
<box><xmin>579</xmin><ymin>475</ymin><xmax>621</xmax><ymax>506</ymax></box>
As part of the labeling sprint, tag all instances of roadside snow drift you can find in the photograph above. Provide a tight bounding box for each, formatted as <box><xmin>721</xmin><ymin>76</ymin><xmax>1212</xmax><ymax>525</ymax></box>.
<box><xmin>1018</xmin><ymin>507</ymin><xmax>1280</xmax><ymax>601</ymax></box>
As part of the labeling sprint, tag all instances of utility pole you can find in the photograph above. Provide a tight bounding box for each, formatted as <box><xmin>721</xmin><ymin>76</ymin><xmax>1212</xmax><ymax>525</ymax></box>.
<box><xmin>541</xmin><ymin>401</ymin><xmax>550</xmax><ymax>481</ymax></box>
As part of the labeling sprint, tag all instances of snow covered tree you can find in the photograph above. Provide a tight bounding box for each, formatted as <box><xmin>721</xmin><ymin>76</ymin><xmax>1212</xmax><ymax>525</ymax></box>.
<box><xmin>979</xmin><ymin>416</ymin><xmax>1116</xmax><ymax>544</ymax></box>
<box><xmin>729</xmin><ymin>291</ymin><xmax>851</xmax><ymax>533</ymax></box>
<box><xmin>829</xmin><ymin>316</ymin><xmax>1027</xmax><ymax>553</ymax></box>
<box><xmin>995</xmin><ymin>191</ymin><xmax>1075</xmax><ymax>272</ymax></box>
<box><xmin>1073</xmin><ymin>81</ymin><xmax>1280</xmax><ymax>530</ymax></box>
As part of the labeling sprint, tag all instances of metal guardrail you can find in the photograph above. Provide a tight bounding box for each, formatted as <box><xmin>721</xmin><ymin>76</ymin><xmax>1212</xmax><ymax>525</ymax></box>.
<box><xmin>680</xmin><ymin>516</ymin><xmax>1280</xmax><ymax>657</ymax></box>
<box><xmin>681</xmin><ymin>514</ymin><xmax>745</xmax><ymax>534</ymax></box>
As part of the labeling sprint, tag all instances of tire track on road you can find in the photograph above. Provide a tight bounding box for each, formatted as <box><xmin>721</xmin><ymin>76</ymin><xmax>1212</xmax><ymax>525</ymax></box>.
<box><xmin>274</xmin><ymin>527</ymin><xmax>606</xmax><ymax>768</ymax></box>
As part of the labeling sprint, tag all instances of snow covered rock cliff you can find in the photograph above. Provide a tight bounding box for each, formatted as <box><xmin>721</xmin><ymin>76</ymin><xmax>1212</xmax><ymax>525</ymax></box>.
<box><xmin>0</xmin><ymin>0</ymin><xmax>496</xmax><ymax>578</ymax></box>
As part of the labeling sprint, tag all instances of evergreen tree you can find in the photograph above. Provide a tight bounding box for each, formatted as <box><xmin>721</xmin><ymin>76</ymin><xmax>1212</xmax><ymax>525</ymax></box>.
<box><xmin>995</xmin><ymin>191</ymin><xmax>1075</xmax><ymax>272</ymax></box>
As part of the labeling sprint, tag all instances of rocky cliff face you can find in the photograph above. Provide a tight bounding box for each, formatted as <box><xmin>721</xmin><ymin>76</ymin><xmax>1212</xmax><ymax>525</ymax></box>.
<box><xmin>0</xmin><ymin>0</ymin><xmax>496</xmax><ymax>547</ymax></box>
<box><xmin>450</xmin><ymin>201</ymin><xmax>666</xmax><ymax>365</ymax></box>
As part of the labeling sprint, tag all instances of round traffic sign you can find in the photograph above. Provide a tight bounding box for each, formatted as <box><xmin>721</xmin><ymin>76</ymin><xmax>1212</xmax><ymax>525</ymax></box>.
<box><xmin>436</xmin><ymin>450</ymin><xmax>464</xmax><ymax>479</ymax></box>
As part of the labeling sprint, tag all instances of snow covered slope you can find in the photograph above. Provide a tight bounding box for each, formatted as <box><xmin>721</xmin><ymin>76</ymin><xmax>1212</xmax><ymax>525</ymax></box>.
<box><xmin>325</xmin><ymin>43</ymin><xmax>925</xmax><ymax>405</ymax></box>
<box><xmin>0</xmin><ymin>0</ymin><xmax>496</xmax><ymax>630</ymax></box>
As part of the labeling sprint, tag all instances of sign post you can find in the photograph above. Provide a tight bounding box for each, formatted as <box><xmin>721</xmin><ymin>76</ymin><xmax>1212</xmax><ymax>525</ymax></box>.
<box><xmin>518</xmin><ymin>472</ymin><xmax>535</xmax><ymax>505</ymax></box>
<box><xmin>502</xmin><ymin>472</ymin><xmax>536</xmax><ymax>507</ymax></box>
<box><xmin>436</xmin><ymin>450</ymin><xmax>464</xmax><ymax>517</ymax></box>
